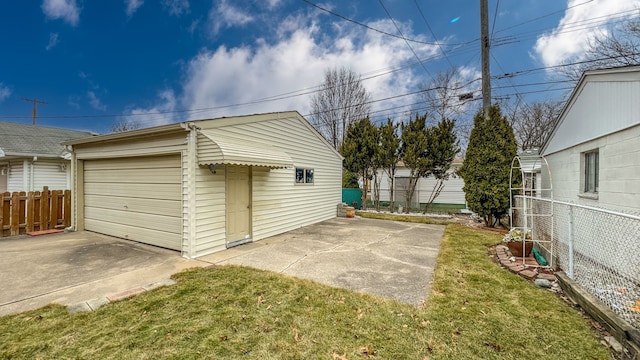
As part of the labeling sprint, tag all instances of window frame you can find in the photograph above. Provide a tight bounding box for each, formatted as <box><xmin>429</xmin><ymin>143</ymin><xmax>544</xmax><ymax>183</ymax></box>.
<box><xmin>295</xmin><ymin>167</ymin><xmax>315</xmax><ymax>185</ymax></box>
<box><xmin>581</xmin><ymin>149</ymin><xmax>599</xmax><ymax>197</ymax></box>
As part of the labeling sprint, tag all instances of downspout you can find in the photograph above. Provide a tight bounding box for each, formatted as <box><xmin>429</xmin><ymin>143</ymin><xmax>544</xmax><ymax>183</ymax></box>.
<box><xmin>30</xmin><ymin>156</ymin><xmax>37</xmax><ymax>192</ymax></box>
<box><xmin>65</xmin><ymin>145</ymin><xmax>75</xmax><ymax>231</ymax></box>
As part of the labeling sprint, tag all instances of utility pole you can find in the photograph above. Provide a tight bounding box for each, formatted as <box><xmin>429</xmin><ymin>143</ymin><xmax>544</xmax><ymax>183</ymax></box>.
<box><xmin>480</xmin><ymin>0</ymin><xmax>491</xmax><ymax>119</ymax></box>
<box><xmin>22</xmin><ymin>98</ymin><xmax>48</xmax><ymax>125</ymax></box>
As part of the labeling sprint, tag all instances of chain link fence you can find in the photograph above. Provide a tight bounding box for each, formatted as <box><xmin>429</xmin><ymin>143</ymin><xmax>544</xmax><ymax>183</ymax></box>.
<box><xmin>513</xmin><ymin>196</ymin><xmax>640</xmax><ymax>329</ymax></box>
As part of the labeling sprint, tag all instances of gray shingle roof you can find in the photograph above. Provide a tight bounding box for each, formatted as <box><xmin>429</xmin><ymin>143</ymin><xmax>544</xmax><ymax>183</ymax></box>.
<box><xmin>0</xmin><ymin>121</ymin><xmax>95</xmax><ymax>158</ymax></box>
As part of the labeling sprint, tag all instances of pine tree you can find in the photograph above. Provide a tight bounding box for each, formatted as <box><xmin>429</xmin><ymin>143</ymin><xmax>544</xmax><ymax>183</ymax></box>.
<box><xmin>377</xmin><ymin>119</ymin><xmax>401</xmax><ymax>212</ymax></box>
<box><xmin>400</xmin><ymin>114</ymin><xmax>428</xmax><ymax>213</ymax></box>
<box><xmin>459</xmin><ymin>105</ymin><xmax>517</xmax><ymax>227</ymax></box>
<box><xmin>341</xmin><ymin>117</ymin><xmax>378</xmax><ymax>210</ymax></box>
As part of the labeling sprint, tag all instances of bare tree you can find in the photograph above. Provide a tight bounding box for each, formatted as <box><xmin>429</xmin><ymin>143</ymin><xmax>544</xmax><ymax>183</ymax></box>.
<box><xmin>511</xmin><ymin>100</ymin><xmax>562</xmax><ymax>150</ymax></box>
<box><xmin>564</xmin><ymin>18</ymin><xmax>640</xmax><ymax>81</ymax></box>
<box><xmin>422</xmin><ymin>68</ymin><xmax>465</xmax><ymax>125</ymax></box>
<box><xmin>310</xmin><ymin>67</ymin><xmax>372</xmax><ymax>150</ymax></box>
<box><xmin>111</xmin><ymin>120</ymin><xmax>140</xmax><ymax>133</ymax></box>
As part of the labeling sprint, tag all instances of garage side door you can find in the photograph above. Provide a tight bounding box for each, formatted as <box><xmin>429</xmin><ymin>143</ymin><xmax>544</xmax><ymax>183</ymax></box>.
<box><xmin>83</xmin><ymin>155</ymin><xmax>182</xmax><ymax>250</ymax></box>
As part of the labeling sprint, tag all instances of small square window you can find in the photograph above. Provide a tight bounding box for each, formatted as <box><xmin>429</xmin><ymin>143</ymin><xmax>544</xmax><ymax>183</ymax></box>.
<box><xmin>295</xmin><ymin>167</ymin><xmax>314</xmax><ymax>185</ymax></box>
<box><xmin>583</xmin><ymin>150</ymin><xmax>599</xmax><ymax>194</ymax></box>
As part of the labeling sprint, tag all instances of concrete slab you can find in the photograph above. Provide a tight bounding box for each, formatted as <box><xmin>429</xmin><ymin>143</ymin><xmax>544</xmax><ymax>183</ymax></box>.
<box><xmin>0</xmin><ymin>231</ymin><xmax>208</xmax><ymax>316</ymax></box>
<box><xmin>1</xmin><ymin>217</ymin><xmax>444</xmax><ymax>316</ymax></box>
<box><xmin>200</xmin><ymin>217</ymin><xmax>444</xmax><ymax>306</ymax></box>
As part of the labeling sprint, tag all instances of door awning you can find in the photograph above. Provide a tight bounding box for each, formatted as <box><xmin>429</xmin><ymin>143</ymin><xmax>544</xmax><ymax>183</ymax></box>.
<box><xmin>197</xmin><ymin>130</ymin><xmax>293</xmax><ymax>169</ymax></box>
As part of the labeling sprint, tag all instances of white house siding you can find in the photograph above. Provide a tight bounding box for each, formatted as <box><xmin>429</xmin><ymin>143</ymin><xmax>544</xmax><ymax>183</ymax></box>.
<box><xmin>7</xmin><ymin>161</ymin><xmax>25</xmax><ymax>192</ymax></box>
<box><xmin>545</xmin><ymin>124</ymin><xmax>640</xmax><ymax>214</ymax></box>
<box><xmin>196</xmin><ymin>113</ymin><xmax>342</xmax><ymax>244</ymax></box>
<box><xmin>545</xmin><ymin>70</ymin><xmax>640</xmax><ymax>155</ymax></box>
<box><xmin>33</xmin><ymin>160</ymin><xmax>69</xmax><ymax>191</ymax></box>
<box><xmin>376</xmin><ymin>168</ymin><xmax>466</xmax><ymax>205</ymax></box>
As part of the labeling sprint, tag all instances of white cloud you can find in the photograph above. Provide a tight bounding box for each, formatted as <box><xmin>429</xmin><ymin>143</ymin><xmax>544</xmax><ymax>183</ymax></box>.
<box><xmin>125</xmin><ymin>0</ymin><xmax>144</xmax><ymax>17</ymax></box>
<box><xmin>41</xmin><ymin>0</ymin><xmax>80</xmax><ymax>26</ymax></box>
<box><xmin>46</xmin><ymin>32</ymin><xmax>59</xmax><ymax>50</ymax></box>
<box><xmin>0</xmin><ymin>83</ymin><xmax>11</xmax><ymax>102</ymax></box>
<box><xmin>208</xmin><ymin>0</ymin><xmax>254</xmax><ymax>36</ymax></box>
<box><xmin>162</xmin><ymin>0</ymin><xmax>189</xmax><ymax>17</ymax></box>
<box><xmin>125</xmin><ymin>89</ymin><xmax>178</xmax><ymax>127</ymax></box>
<box><xmin>534</xmin><ymin>0</ymin><xmax>640</xmax><ymax>67</ymax></box>
<box><xmin>181</xmin><ymin>17</ymin><xmax>440</xmax><ymax>122</ymax></box>
<box><xmin>87</xmin><ymin>91</ymin><xmax>107</xmax><ymax>111</ymax></box>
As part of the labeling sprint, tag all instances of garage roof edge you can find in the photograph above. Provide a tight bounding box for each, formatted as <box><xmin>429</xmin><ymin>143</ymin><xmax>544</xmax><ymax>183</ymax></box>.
<box><xmin>62</xmin><ymin>123</ymin><xmax>188</xmax><ymax>146</ymax></box>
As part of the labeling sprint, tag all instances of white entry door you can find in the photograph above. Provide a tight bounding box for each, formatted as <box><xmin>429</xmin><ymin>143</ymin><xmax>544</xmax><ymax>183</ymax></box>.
<box><xmin>226</xmin><ymin>165</ymin><xmax>251</xmax><ymax>247</ymax></box>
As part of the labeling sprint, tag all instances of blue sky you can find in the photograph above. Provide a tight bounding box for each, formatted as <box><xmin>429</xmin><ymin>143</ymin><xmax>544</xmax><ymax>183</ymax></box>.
<box><xmin>0</xmin><ymin>0</ymin><xmax>639</xmax><ymax>134</ymax></box>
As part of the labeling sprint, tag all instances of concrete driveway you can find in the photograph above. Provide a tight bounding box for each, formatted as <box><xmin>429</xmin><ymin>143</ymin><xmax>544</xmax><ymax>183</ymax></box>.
<box><xmin>0</xmin><ymin>231</ymin><xmax>204</xmax><ymax>316</ymax></box>
<box><xmin>202</xmin><ymin>217</ymin><xmax>445</xmax><ymax>306</ymax></box>
<box><xmin>0</xmin><ymin>217</ymin><xmax>444</xmax><ymax>316</ymax></box>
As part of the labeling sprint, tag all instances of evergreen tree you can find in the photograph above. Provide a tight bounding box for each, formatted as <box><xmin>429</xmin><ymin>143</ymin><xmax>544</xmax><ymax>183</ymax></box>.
<box><xmin>399</xmin><ymin>114</ymin><xmax>428</xmax><ymax>213</ymax></box>
<box><xmin>341</xmin><ymin>117</ymin><xmax>378</xmax><ymax>210</ymax></box>
<box><xmin>459</xmin><ymin>105</ymin><xmax>517</xmax><ymax>227</ymax></box>
<box><xmin>377</xmin><ymin>119</ymin><xmax>401</xmax><ymax>212</ymax></box>
<box><xmin>422</xmin><ymin>117</ymin><xmax>460</xmax><ymax>213</ymax></box>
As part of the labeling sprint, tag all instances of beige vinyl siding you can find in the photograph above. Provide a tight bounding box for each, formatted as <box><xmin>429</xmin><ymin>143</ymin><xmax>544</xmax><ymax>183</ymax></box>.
<box><xmin>192</xmin><ymin>161</ymin><xmax>226</xmax><ymax>257</ymax></box>
<box><xmin>197</xmin><ymin>113</ymin><xmax>342</xmax><ymax>242</ymax></box>
<box><xmin>72</xmin><ymin>132</ymin><xmax>187</xmax><ymax>159</ymax></box>
<box><xmin>83</xmin><ymin>155</ymin><xmax>182</xmax><ymax>250</ymax></box>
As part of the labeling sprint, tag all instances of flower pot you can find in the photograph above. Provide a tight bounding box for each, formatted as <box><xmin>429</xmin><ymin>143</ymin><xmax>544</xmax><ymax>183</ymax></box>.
<box><xmin>506</xmin><ymin>241</ymin><xmax>533</xmax><ymax>257</ymax></box>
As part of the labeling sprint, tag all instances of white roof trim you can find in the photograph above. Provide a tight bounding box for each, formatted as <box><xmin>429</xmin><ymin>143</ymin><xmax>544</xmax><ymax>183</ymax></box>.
<box><xmin>198</xmin><ymin>130</ymin><xmax>293</xmax><ymax>169</ymax></box>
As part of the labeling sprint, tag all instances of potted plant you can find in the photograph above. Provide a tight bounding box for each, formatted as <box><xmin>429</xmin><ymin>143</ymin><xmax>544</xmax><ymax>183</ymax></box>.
<box><xmin>502</xmin><ymin>228</ymin><xmax>533</xmax><ymax>257</ymax></box>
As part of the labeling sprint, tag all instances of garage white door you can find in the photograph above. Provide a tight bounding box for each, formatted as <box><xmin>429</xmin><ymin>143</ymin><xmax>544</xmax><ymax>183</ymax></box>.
<box><xmin>83</xmin><ymin>155</ymin><xmax>182</xmax><ymax>250</ymax></box>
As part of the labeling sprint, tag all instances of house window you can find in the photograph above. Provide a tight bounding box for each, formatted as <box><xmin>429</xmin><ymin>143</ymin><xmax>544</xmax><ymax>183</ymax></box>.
<box><xmin>583</xmin><ymin>150</ymin><xmax>599</xmax><ymax>194</ymax></box>
<box><xmin>295</xmin><ymin>167</ymin><xmax>314</xmax><ymax>184</ymax></box>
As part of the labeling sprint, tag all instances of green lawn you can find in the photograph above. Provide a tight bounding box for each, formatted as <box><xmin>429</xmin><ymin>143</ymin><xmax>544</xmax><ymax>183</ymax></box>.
<box><xmin>0</xmin><ymin>223</ymin><xmax>611</xmax><ymax>359</ymax></box>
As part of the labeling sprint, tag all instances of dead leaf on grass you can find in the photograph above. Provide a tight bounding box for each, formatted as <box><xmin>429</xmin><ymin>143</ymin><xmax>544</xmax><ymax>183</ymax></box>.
<box><xmin>332</xmin><ymin>352</ymin><xmax>348</xmax><ymax>360</ymax></box>
<box><xmin>165</xmin><ymin>333</ymin><xmax>173</xmax><ymax>340</ymax></box>
<box><xmin>291</xmin><ymin>325</ymin><xmax>300</xmax><ymax>342</ymax></box>
<box><xmin>361</xmin><ymin>344</ymin><xmax>374</xmax><ymax>356</ymax></box>
<box><xmin>219</xmin><ymin>335</ymin><xmax>228</xmax><ymax>341</ymax></box>
<box><xmin>257</xmin><ymin>295</ymin><xmax>265</xmax><ymax>305</ymax></box>
<box><xmin>484</xmin><ymin>342</ymin><xmax>501</xmax><ymax>352</ymax></box>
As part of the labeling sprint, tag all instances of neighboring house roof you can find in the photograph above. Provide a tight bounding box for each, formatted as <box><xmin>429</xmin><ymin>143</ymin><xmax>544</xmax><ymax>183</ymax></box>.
<box><xmin>0</xmin><ymin>121</ymin><xmax>95</xmax><ymax>160</ymax></box>
<box><xmin>541</xmin><ymin>65</ymin><xmax>640</xmax><ymax>156</ymax></box>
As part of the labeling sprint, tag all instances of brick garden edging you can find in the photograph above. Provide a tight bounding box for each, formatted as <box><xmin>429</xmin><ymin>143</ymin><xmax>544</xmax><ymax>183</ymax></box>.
<box><xmin>493</xmin><ymin>244</ymin><xmax>557</xmax><ymax>283</ymax></box>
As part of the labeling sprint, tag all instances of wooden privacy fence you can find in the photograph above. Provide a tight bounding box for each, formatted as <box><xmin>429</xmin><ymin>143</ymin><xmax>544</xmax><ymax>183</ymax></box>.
<box><xmin>0</xmin><ymin>187</ymin><xmax>71</xmax><ymax>237</ymax></box>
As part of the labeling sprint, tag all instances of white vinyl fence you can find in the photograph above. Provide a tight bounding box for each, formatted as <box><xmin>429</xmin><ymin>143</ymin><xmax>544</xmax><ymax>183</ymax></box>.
<box><xmin>513</xmin><ymin>196</ymin><xmax>640</xmax><ymax>329</ymax></box>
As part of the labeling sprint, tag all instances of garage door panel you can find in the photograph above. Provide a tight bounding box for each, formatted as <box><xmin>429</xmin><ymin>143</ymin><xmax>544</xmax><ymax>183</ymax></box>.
<box><xmin>84</xmin><ymin>183</ymin><xmax>182</xmax><ymax>201</ymax></box>
<box><xmin>85</xmin><ymin>219</ymin><xmax>181</xmax><ymax>250</ymax></box>
<box><xmin>85</xmin><ymin>206</ymin><xmax>181</xmax><ymax>232</ymax></box>
<box><xmin>84</xmin><ymin>195</ymin><xmax>180</xmax><ymax>217</ymax></box>
<box><xmin>84</xmin><ymin>155</ymin><xmax>182</xmax><ymax>251</ymax></box>
<box><xmin>85</xmin><ymin>168</ymin><xmax>181</xmax><ymax>184</ymax></box>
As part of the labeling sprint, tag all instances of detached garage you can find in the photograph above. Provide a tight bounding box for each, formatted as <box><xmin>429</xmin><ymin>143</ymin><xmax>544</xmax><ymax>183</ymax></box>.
<box><xmin>63</xmin><ymin>112</ymin><xmax>343</xmax><ymax>258</ymax></box>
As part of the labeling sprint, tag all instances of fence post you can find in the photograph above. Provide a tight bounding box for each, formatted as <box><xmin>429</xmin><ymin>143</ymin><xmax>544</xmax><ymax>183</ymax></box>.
<box><xmin>0</xmin><ymin>193</ymin><xmax>4</xmax><ymax>237</ymax></box>
<box><xmin>10</xmin><ymin>192</ymin><xmax>19</xmax><ymax>235</ymax></box>
<box><xmin>568</xmin><ymin>205</ymin><xmax>574</xmax><ymax>279</ymax></box>
<box><xmin>41</xmin><ymin>187</ymin><xmax>50</xmax><ymax>230</ymax></box>
<box><xmin>51</xmin><ymin>190</ymin><xmax>59</xmax><ymax>228</ymax></box>
<box><xmin>26</xmin><ymin>192</ymin><xmax>35</xmax><ymax>232</ymax></box>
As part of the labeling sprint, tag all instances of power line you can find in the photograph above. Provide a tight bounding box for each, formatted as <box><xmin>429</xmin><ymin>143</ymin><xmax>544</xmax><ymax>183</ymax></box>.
<box><xmin>301</xmin><ymin>0</ymin><xmax>477</xmax><ymax>47</ymax></box>
<box><xmin>413</xmin><ymin>0</ymin><xmax>455</xmax><ymax>69</ymax></box>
